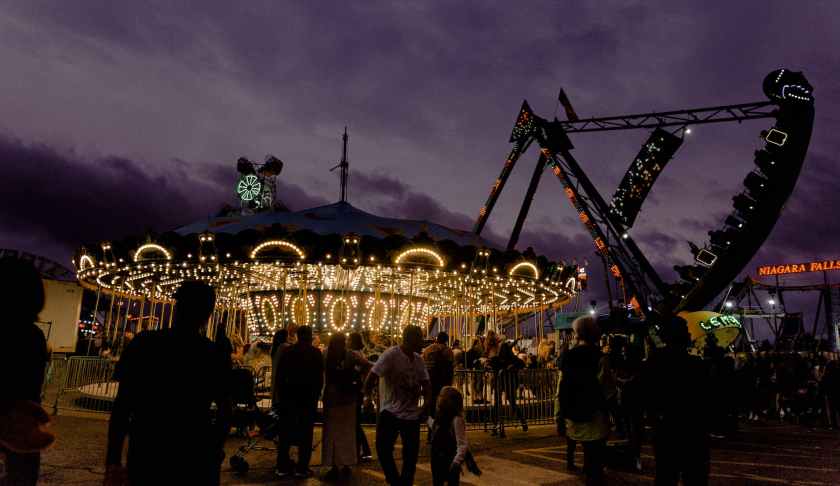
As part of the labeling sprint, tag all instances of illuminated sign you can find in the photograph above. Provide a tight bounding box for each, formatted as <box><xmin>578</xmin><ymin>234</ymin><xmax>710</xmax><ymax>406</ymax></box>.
<box><xmin>757</xmin><ymin>259</ymin><xmax>840</xmax><ymax>277</ymax></box>
<box><xmin>678</xmin><ymin>311</ymin><xmax>742</xmax><ymax>350</ymax></box>
<box><xmin>698</xmin><ymin>314</ymin><xmax>741</xmax><ymax>332</ymax></box>
<box><xmin>609</xmin><ymin>128</ymin><xmax>683</xmax><ymax>228</ymax></box>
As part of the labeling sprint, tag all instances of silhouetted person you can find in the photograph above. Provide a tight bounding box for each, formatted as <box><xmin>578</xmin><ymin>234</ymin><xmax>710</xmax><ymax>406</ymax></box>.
<box><xmin>321</xmin><ymin>333</ymin><xmax>371</xmax><ymax>480</ymax></box>
<box><xmin>365</xmin><ymin>325</ymin><xmax>432</xmax><ymax>486</ymax></box>
<box><xmin>273</xmin><ymin>325</ymin><xmax>323</xmax><ymax>479</ymax></box>
<box><xmin>270</xmin><ymin>329</ymin><xmax>290</xmax><ymax>405</ymax></box>
<box><xmin>430</xmin><ymin>387</ymin><xmax>469</xmax><ymax>486</ymax></box>
<box><xmin>0</xmin><ymin>258</ymin><xmax>53</xmax><ymax>486</ymax></box>
<box><xmin>270</xmin><ymin>328</ymin><xmax>289</xmax><ymax>360</ymax></box>
<box><xmin>349</xmin><ymin>332</ymin><xmax>373</xmax><ymax>461</ymax></box>
<box><xmin>822</xmin><ymin>360</ymin><xmax>840</xmax><ymax>429</ymax></box>
<box><xmin>215</xmin><ymin>321</ymin><xmax>233</xmax><ymax>370</ymax></box>
<box><xmin>490</xmin><ymin>341</ymin><xmax>527</xmax><ymax>434</ymax></box>
<box><xmin>104</xmin><ymin>281</ymin><xmax>231</xmax><ymax>486</ymax></box>
<box><xmin>422</xmin><ymin>332</ymin><xmax>455</xmax><ymax>418</ymax></box>
<box><xmin>559</xmin><ymin>316</ymin><xmax>608</xmax><ymax>486</ymax></box>
<box><xmin>643</xmin><ymin>316</ymin><xmax>711</xmax><ymax>486</ymax></box>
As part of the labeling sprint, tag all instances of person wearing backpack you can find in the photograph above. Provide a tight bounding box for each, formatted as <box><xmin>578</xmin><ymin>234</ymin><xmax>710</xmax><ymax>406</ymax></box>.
<box><xmin>559</xmin><ymin>316</ymin><xmax>609</xmax><ymax>486</ymax></box>
<box><xmin>322</xmin><ymin>333</ymin><xmax>372</xmax><ymax>481</ymax></box>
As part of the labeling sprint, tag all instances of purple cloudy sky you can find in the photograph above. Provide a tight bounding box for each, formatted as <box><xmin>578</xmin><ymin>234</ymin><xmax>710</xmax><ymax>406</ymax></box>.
<box><xmin>1</xmin><ymin>1</ymin><xmax>838</xmax><ymax>324</ymax></box>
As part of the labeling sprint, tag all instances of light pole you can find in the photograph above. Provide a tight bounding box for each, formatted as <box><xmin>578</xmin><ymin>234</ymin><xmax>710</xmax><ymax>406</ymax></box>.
<box><xmin>769</xmin><ymin>298</ymin><xmax>778</xmax><ymax>346</ymax></box>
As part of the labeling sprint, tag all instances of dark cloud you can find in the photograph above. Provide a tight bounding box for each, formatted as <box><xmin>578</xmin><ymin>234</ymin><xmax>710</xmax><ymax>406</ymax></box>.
<box><xmin>350</xmin><ymin>170</ymin><xmax>508</xmax><ymax>245</ymax></box>
<box><xmin>0</xmin><ymin>134</ymin><xmax>326</xmax><ymax>260</ymax></box>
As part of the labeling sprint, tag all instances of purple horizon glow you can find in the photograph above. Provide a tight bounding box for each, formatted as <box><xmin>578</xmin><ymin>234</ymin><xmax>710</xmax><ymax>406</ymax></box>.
<box><xmin>1</xmin><ymin>2</ymin><xmax>838</xmax><ymax>329</ymax></box>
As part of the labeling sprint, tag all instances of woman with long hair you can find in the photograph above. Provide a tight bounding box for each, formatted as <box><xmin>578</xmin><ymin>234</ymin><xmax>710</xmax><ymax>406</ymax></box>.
<box><xmin>322</xmin><ymin>333</ymin><xmax>372</xmax><ymax>480</ymax></box>
<box><xmin>430</xmin><ymin>387</ymin><xmax>469</xmax><ymax>486</ymax></box>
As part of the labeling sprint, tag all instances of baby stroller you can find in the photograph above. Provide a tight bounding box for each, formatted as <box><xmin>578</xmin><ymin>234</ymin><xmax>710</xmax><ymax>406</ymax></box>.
<box><xmin>227</xmin><ymin>367</ymin><xmax>280</xmax><ymax>474</ymax></box>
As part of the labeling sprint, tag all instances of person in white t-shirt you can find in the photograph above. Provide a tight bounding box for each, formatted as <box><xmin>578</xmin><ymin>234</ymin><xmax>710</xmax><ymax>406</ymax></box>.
<box><xmin>364</xmin><ymin>325</ymin><xmax>432</xmax><ymax>486</ymax></box>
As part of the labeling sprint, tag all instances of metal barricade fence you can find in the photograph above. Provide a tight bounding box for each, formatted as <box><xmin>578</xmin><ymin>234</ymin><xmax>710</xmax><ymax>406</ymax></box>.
<box><xmin>42</xmin><ymin>355</ymin><xmax>68</xmax><ymax>406</ymax></box>
<box><xmin>453</xmin><ymin>368</ymin><xmax>559</xmax><ymax>433</ymax></box>
<box><xmin>495</xmin><ymin>368</ymin><xmax>559</xmax><ymax>434</ymax></box>
<box><xmin>52</xmin><ymin>357</ymin><xmax>117</xmax><ymax>414</ymax></box>
<box><xmin>452</xmin><ymin>369</ymin><xmax>496</xmax><ymax>431</ymax></box>
<box><xmin>254</xmin><ymin>365</ymin><xmax>273</xmax><ymax>408</ymax></box>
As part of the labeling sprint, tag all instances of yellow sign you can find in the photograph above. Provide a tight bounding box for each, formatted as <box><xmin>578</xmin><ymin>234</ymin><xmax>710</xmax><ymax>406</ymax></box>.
<box><xmin>677</xmin><ymin>311</ymin><xmax>742</xmax><ymax>350</ymax></box>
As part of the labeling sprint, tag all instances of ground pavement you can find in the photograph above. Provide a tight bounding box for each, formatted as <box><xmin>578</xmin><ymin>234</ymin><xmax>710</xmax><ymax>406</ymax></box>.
<box><xmin>38</xmin><ymin>416</ymin><xmax>840</xmax><ymax>485</ymax></box>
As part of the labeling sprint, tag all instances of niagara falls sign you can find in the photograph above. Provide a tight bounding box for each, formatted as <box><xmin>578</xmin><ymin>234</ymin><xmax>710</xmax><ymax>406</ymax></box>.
<box><xmin>757</xmin><ymin>259</ymin><xmax>840</xmax><ymax>277</ymax></box>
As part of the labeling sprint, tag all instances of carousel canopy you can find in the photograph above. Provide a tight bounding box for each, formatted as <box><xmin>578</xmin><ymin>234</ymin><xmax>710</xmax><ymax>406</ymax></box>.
<box><xmin>75</xmin><ymin>197</ymin><xmax>581</xmax><ymax>338</ymax></box>
<box><xmin>176</xmin><ymin>201</ymin><xmax>494</xmax><ymax>249</ymax></box>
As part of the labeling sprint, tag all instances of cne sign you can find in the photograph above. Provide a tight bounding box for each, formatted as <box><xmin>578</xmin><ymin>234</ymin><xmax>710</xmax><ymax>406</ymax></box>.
<box><xmin>757</xmin><ymin>259</ymin><xmax>840</xmax><ymax>277</ymax></box>
<box><xmin>698</xmin><ymin>314</ymin><xmax>741</xmax><ymax>332</ymax></box>
<box><xmin>678</xmin><ymin>311</ymin><xmax>743</xmax><ymax>350</ymax></box>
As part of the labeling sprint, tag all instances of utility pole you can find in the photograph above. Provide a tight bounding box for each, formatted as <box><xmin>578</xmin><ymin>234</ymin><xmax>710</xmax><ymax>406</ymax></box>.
<box><xmin>333</xmin><ymin>127</ymin><xmax>349</xmax><ymax>203</ymax></box>
<box><xmin>341</xmin><ymin>127</ymin><xmax>349</xmax><ymax>202</ymax></box>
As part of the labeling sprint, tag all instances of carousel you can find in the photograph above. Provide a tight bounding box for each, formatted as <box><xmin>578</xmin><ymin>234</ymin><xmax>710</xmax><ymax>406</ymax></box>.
<box><xmin>73</xmin><ymin>147</ymin><xmax>583</xmax><ymax>346</ymax></box>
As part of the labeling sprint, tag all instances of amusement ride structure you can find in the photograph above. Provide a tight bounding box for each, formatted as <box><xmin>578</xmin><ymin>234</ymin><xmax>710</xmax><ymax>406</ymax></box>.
<box><xmin>473</xmin><ymin>68</ymin><xmax>816</xmax><ymax>319</ymax></box>
<box><xmin>71</xmin><ymin>68</ymin><xmax>815</xmax><ymax>343</ymax></box>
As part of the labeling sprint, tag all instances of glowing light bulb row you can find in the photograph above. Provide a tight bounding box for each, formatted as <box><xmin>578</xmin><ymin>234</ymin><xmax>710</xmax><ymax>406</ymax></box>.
<box><xmin>250</xmin><ymin>240</ymin><xmax>306</xmax><ymax>260</ymax></box>
<box><xmin>133</xmin><ymin>243</ymin><xmax>173</xmax><ymax>263</ymax></box>
<box><xmin>509</xmin><ymin>261</ymin><xmax>540</xmax><ymax>280</ymax></box>
<box><xmin>393</xmin><ymin>247</ymin><xmax>445</xmax><ymax>267</ymax></box>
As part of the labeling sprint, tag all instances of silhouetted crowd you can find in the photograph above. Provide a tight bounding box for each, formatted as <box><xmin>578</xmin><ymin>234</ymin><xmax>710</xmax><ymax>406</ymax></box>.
<box><xmin>2</xmin><ymin>257</ymin><xmax>839</xmax><ymax>486</ymax></box>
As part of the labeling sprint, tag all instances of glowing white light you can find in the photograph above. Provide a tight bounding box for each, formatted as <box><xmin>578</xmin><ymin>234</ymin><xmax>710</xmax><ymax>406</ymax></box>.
<box><xmin>133</xmin><ymin>244</ymin><xmax>172</xmax><ymax>262</ymax></box>
<box><xmin>237</xmin><ymin>174</ymin><xmax>262</xmax><ymax>201</ymax></box>
<box><xmin>725</xmin><ymin>301</ymin><xmax>733</xmax><ymax>308</ymax></box>
<box><xmin>79</xmin><ymin>255</ymin><xmax>95</xmax><ymax>270</ymax></box>
<box><xmin>394</xmin><ymin>247</ymin><xmax>445</xmax><ymax>267</ymax></box>
<box><xmin>509</xmin><ymin>261</ymin><xmax>539</xmax><ymax>280</ymax></box>
<box><xmin>330</xmin><ymin>297</ymin><xmax>350</xmax><ymax>331</ymax></box>
<box><xmin>250</xmin><ymin>240</ymin><xmax>306</xmax><ymax>260</ymax></box>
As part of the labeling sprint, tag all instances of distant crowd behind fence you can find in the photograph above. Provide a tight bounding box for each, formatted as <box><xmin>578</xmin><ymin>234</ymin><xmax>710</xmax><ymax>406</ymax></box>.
<box><xmin>46</xmin><ymin>357</ymin><xmax>560</xmax><ymax>434</ymax></box>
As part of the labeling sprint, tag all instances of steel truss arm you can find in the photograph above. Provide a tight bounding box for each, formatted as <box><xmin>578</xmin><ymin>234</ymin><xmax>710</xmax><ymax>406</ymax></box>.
<box><xmin>507</xmin><ymin>153</ymin><xmax>548</xmax><ymax>251</ymax></box>
<box><xmin>558</xmin><ymin>101</ymin><xmax>775</xmax><ymax>133</ymax></box>
<box><xmin>473</xmin><ymin>140</ymin><xmax>532</xmax><ymax>235</ymax></box>
<box><xmin>539</xmin><ymin>134</ymin><xmax>668</xmax><ymax>310</ymax></box>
